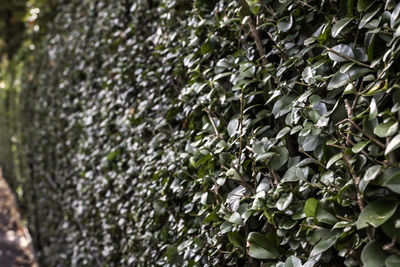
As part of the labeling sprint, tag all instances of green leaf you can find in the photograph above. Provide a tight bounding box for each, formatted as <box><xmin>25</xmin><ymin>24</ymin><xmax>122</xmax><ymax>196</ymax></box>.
<box><xmin>316</xmin><ymin>207</ymin><xmax>338</xmax><ymax>225</ymax></box>
<box><xmin>326</xmin><ymin>153</ymin><xmax>342</xmax><ymax>168</ymax></box>
<box><xmin>382</xmin><ymin>173</ymin><xmax>400</xmax><ymax>194</ymax></box>
<box><xmin>302</xmin><ymin>135</ymin><xmax>321</xmax><ymax>152</ymax></box>
<box><xmin>247</xmin><ymin>232</ymin><xmax>279</xmax><ymax>259</ymax></box>
<box><xmin>386</xmin><ymin>255</ymin><xmax>400</xmax><ymax>267</ymax></box>
<box><xmin>310</xmin><ymin>236</ymin><xmax>337</xmax><ymax>257</ymax></box>
<box><xmin>228</xmin><ymin>231</ymin><xmax>245</xmax><ymax>248</ymax></box>
<box><xmin>385</xmin><ymin>134</ymin><xmax>400</xmax><ymax>155</ymax></box>
<box><xmin>276</xmin><ymin>192</ymin><xmax>293</xmax><ymax>211</ymax></box>
<box><xmin>269</xmin><ymin>146</ymin><xmax>289</xmax><ymax>170</ymax></box>
<box><xmin>282</xmin><ymin>166</ymin><xmax>299</xmax><ymax>182</ymax></box>
<box><xmin>361</xmin><ymin>240</ymin><xmax>386</xmax><ymax>267</ymax></box>
<box><xmin>227</xmin><ymin>118</ymin><xmax>239</xmax><ymax>137</ymax></box>
<box><xmin>331</xmin><ymin>17</ymin><xmax>353</xmax><ymax>38</ymax></box>
<box><xmin>165</xmin><ymin>245</ymin><xmax>178</xmax><ymax>261</ymax></box>
<box><xmin>374</xmin><ymin>121</ymin><xmax>398</xmax><ymax>138</ymax></box>
<box><xmin>272</xmin><ymin>95</ymin><xmax>295</xmax><ymax>118</ymax></box>
<box><xmin>369</xmin><ymin>98</ymin><xmax>378</xmax><ymax>120</ymax></box>
<box><xmin>277</xmin><ymin>16</ymin><xmax>293</xmax><ymax>32</ymax></box>
<box><xmin>357</xmin><ymin>0</ymin><xmax>373</xmax><ymax>12</ymax></box>
<box><xmin>352</xmin><ymin>140</ymin><xmax>370</xmax><ymax>153</ymax></box>
<box><xmin>285</xmin><ymin>256</ymin><xmax>302</xmax><ymax>267</ymax></box>
<box><xmin>357</xmin><ymin>198</ymin><xmax>398</xmax><ymax>229</ymax></box>
<box><xmin>255</xmin><ymin>152</ymin><xmax>275</xmax><ymax>162</ymax></box>
<box><xmin>276</xmin><ymin>127</ymin><xmax>291</xmax><ymax>139</ymax></box>
<box><xmin>213</xmin><ymin>72</ymin><xmax>233</xmax><ymax>82</ymax></box>
<box><xmin>318</xmin><ymin>23</ymin><xmax>331</xmax><ymax>44</ymax></box>
<box><xmin>374</xmin><ymin>168</ymin><xmax>400</xmax><ymax>185</ymax></box>
<box><xmin>204</xmin><ymin>212</ymin><xmax>218</xmax><ymax>223</ymax></box>
<box><xmin>304</xmin><ymin>198</ymin><xmax>318</xmax><ymax>218</ymax></box>
<box><xmin>229</xmin><ymin>212</ymin><xmax>243</xmax><ymax>225</ymax></box>
<box><xmin>220</xmin><ymin>222</ymin><xmax>232</xmax><ymax>234</ymax></box>
<box><xmin>363</xmin><ymin>165</ymin><xmax>382</xmax><ymax>182</ymax></box>
<box><xmin>327</xmin><ymin>67</ymin><xmax>371</xmax><ymax>90</ymax></box>
<box><xmin>359</xmin><ymin>4</ymin><xmax>382</xmax><ymax>28</ymax></box>
<box><xmin>391</xmin><ymin>3</ymin><xmax>400</xmax><ymax>28</ymax></box>
<box><xmin>328</xmin><ymin>44</ymin><xmax>355</xmax><ymax>62</ymax></box>
<box><xmin>382</xmin><ymin>210</ymin><xmax>400</xmax><ymax>242</ymax></box>
<box><xmin>365</xmin><ymin>33</ymin><xmax>376</xmax><ymax>62</ymax></box>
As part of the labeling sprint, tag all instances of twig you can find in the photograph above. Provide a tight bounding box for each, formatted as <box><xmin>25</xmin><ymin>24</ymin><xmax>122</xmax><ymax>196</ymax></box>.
<box><xmin>246</xmin><ymin>145</ymin><xmax>255</xmax><ymax>154</ymax></box>
<box><xmin>237</xmin><ymin>88</ymin><xmax>244</xmax><ymax>170</ymax></box>
<box><xmin>267</xmin><ymin>166</ymin><xmax>280</xmax><ymax>186</ymax></box>
<box><xmin>360</xmin><ymin>59</ymin><xmax>393</xmax><ymax>94</ymax></box>
<box><xmin>247</xmin><ymin>18</ymin><xmax>268</xmax><ymax>66</ymax></box>
<box><xmin>344</xmin><ymin>98</ymin><xmax>355</xmax><ymax>147</ymax></box>
<box><xmin>336</xmin><ymin>215</ymin><xmax>355</xmax><ymax>222</ymax></box>
<box><xmin>322</xmin><ymin>45</ymin><xmax>377</xmax><ymax>70</ymax></box>
<box><xmin>222</xmin><ymin>165</ymin><xmax>254</xmax><ymax>193</ymax></box>
<box><xmin>296</xmin><ymin>81</ymin><xmax>313</xmax><ymax>87</ymax></box>
<box><xmin>339</xmin><ymin>132</ymin><xmax>388</xmax><ymax>166</ymax></box>
<box><xmin>347</xmin><ymin>119</ymin><xmax>386</xmax><ymax>148</ymax></box>
<box><xmin>204</xmin><ymin>108</ymin><xmax>220</xmax><ymax>138</ymax></box>
<box><xmin>298</xmin><ymin>149</ymin><xmax>326</xmax><ymax>169</ymax></box>
<box><xmin>266</xmin><ymin>32</ymin><xmax>289</xmax><ymax>61</ymax></box>
<box><xmin>295</xmin><ymin>0</ymin><xmax>325</xmax><ymax>15</ymax></box>
<box><xmin>342</xmin><ymin>153</ymin><xmax>364</xmax><ymax>211</ymax></box>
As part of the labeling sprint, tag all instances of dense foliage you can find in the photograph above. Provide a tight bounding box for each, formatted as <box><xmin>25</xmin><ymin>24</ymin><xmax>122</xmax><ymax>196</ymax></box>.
<box><xmin>3</xmin><ymin>0</ymin><xmax>400</xmax><ymax>266</ymax></box>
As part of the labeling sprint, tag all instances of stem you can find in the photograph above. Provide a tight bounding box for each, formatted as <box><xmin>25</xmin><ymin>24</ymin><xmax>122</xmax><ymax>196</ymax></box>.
<box><xmin>296</xmin><ymin>0</ymin><xmax>325</xmax><ymax>15</ymax></box>
<box><xmin>344</xmin><ymin>98</ymin><xmax>355</xmax><ymax>147</ymax></box>
<box><xmin>347</xmin><ymin>119</ymin><xmax>386</xmax><ymax>148</ymax></box>
<box><xmin>247</xmin><ymin>18</ymin><xmax>268</xmax><ymax>66</ymax></box>
<box><xmin>342</xmin><ymin>154</ymin><xmax>364</xmax><ymax>211</ymax></box>
<box><xmin>298</xmin><ymin>149</ymin><xmax>326</xmax><ymax>169</ymax></box>
<box><xmin>204</xmin><ymin>108</ymin><xmax>220</xmax><ymax>138</ymax></box>
<box><xmin>322</xmin><ymin>45</ymin><xmax>377</xmax><ymax>70</ymax></box>
<box><xmin>237</xmin><ymin>88</ymin><xmax>244</xmax><ymax>170</ymax></box>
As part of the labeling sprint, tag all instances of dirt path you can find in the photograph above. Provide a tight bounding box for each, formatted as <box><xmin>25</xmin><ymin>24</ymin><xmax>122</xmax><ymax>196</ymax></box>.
<box><xmin>0</xmin><ymin>170</ymin><xmax>37</xmax><ymax>267</ymax></box>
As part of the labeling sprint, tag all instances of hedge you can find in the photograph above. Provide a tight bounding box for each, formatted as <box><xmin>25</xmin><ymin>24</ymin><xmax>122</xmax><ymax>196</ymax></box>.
<box><xmin>3</xmin><ymin>0</ymin><xmax>400</xmax><ymax>266</ymax></box>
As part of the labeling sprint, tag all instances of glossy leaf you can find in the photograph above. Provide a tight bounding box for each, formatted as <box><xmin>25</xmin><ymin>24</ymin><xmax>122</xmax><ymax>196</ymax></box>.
<box><xmin>327</xmin><ymin>67</ymin><xmax>371</xmax><ymax>90</ymax></box>
<box><xmin>374</xmin><ymin>121</ymin><xmax>398</xmax><ymax>138</ymax></box>
<box><xmin>385</xmin><ymin>134</ymin><xmax>400</xmax><ymax>155</ymax></box>
<box><xmin>331</xmin><ymin>17</ymin><xmax>353</xmax><ymax>38</ymax></box>
<box><xmin>357</xmin><ymin>198</ymin><xmax>398</xmax><ymax>229</ymax></box>
<box><xmin>361</xmin><ymin>240</ymin><xmax>386</xmax><ymax>267</ymax></box>
<box><xmin>247</xmin><ymin>232</ymin><xmax>279</xmax><ymax>259</ymax></box>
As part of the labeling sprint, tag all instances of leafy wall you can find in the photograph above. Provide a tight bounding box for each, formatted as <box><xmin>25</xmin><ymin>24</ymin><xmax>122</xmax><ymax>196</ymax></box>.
<box><xmin>4</xmin><ymin>0</ymin><xmax>400</xmax><ymax>266</ymax></box>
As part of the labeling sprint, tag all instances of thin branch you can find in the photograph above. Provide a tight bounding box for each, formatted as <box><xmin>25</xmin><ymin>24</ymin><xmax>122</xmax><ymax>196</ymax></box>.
<box><xmin>299</xmin><ymin>149</ymin><xmax>326</xmax><ymax>169</ymax></box>
<box><xmin>360</xmin><ymin>60</ymin><xmax>393</xmax><ymax>94</ymax></box>
<box><xmin>344</xmin><ymin>98</ymin><xmax>355</xmax><ymax>147</ymax></box>
<box><xmin>295</xmin><ymin>0</ymin><xmax>325</xmax><ymax>15</ymax></box>
<box><xmin>246</xmin><ymin>145</ymin><xmax>255</xmax><ymax>154</ymax></box>
<box><xmin>247</xmin><ymin>18</ymin><xmax>268</xmax><ymax>66</ymax></box>
<box><xmin>339</xmin><ymin>132</ymin><xmax>388</xmax><ymax>166</ymax></box>
<box><xmin>222</xmin><ymin>165</ymin><xmax>254</xmax><ymax>194</ymax></box>
<box><xmin>267</xmin><ymin>166</ymin><xmax>280</xmax><ymax>186</ymax></box>
<box><xmin>204</xmin><ymin>108</ymin><xmax>220</xmax><ymax>138</ymax></box>
<box><xmin>342</xmin><ymin>153</ymin><xmax>364</xmax><ymax>211</ymax></box>
<box><xmin>347</xmin><ymin>119</ymin><xmax>386</xmax><ymax>148</ymax></box>
<box><xmin>237</xmin><ymin>88</ymin><xmax>244</xmax><ymax>170</ymax></box>
<box><xmin>322</xmin><ymin>45</ymin><xmax>377</xmax><ymax>70</ymax></box>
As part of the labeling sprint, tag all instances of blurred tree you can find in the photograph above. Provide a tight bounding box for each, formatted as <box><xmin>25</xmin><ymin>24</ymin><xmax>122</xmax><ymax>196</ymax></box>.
<box><xmin>0</xmin><ymin>0</ymin><xmax>26</xmax><ymax>59</ymax></box>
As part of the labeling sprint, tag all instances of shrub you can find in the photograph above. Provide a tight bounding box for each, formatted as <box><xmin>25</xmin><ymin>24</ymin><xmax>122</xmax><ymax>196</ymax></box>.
<box><xmin>3</xmin><ymin>0</ymin><xmax>400</xmax><ymax>266</ymax></box>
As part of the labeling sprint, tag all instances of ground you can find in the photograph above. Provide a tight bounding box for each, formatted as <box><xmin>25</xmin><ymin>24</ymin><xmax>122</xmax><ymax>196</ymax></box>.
<box><xmin>0</xmin><ymin>170</ymin><xmax>36</xmax><ymax>267</ymax></box>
